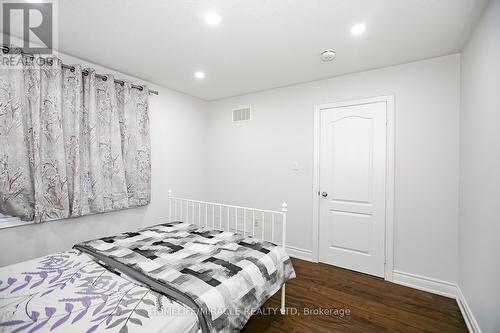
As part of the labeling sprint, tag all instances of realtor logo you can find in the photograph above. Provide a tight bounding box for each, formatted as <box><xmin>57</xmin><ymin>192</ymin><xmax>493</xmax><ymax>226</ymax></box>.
<box><xmin>1</xmin><ymin>1</ymin><xmax>54</xmax><ymax>54</ymax></box>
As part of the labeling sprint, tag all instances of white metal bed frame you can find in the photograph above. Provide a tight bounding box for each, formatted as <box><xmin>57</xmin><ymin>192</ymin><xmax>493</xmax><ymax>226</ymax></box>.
<box><xmin>167</xmin><ymin>190</ymin><xmax>288</xmax><ymax>314</ymax></box>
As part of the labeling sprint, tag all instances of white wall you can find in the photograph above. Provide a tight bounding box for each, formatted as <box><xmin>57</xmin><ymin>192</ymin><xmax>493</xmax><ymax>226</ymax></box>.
<box><xmin>0</xmin><ymin>49</ymin><xmax>462</xmax><ymax>288</ymax></box>
<box><xmin>205</xmin><ymin>54</ymin><xmax>461</xmax><ymax>283</ymax></box>
<box><xmin>459</xmin><ymin>0</ymin><xmax>500</xmax><ymax>332</ymax></box>
<box><xmin>0</xmin><ymin>51</ymin><xmax>208</xmax><ymax>267</ymax></box>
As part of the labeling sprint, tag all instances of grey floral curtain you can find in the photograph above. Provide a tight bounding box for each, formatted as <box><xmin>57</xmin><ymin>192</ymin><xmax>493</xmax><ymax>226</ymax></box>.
<box><xmin>0</xmin><ymin>55</ymin><xmax>151</xmax><ymax>222</ymax></box>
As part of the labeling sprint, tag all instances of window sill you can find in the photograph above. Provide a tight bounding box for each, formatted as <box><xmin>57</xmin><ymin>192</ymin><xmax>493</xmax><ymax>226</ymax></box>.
<box><xmin>0</xmin><ymin>218</ymin><xmax>34</xmax><ymax>230</ymax></box>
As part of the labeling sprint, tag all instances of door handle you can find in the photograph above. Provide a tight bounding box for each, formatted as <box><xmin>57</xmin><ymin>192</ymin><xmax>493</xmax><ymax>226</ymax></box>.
<box><xmin>321</xmin><ymin>192</ymin><xmax>328</xmax><ymax>197</ymax></box>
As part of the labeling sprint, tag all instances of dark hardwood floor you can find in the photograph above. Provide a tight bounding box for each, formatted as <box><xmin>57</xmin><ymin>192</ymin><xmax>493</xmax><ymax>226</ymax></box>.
<box><xmin>243</xmin><ymin>258</ymin><xmax>467</xmax><ymax>333</ymax></box>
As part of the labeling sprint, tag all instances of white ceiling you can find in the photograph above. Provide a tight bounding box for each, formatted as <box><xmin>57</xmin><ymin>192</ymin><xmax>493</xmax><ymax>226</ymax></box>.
<box><xmin>58</xmin><ymin>0</ymin><xmax>488</xmax><ymax>100</ymax></box>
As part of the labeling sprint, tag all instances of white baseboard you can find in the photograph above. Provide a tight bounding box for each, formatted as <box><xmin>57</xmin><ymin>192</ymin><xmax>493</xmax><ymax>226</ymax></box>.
<box><xmin>285</xmin><ymin>245</ymin><xmax>314</xmax><ymax>262</ymax></box>
<box><xmin>392</xmin><ymin>270</ymin><xmax>458</xmax><ymax>298</ymax></box>
<box><xmin>456</xmin><ymin>286</ymin><xmax>482</xmax><ymax>333</ymax></box>
<box><xmin>392</xmin><ymin>270</ymin><xmax>483</xmax><ymax>333</ymax></box>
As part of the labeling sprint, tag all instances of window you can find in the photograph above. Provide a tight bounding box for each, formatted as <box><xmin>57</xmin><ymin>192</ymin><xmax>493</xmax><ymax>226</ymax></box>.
<box><xmin>0</xmin><ymin>212</ymin><xmax>29</xmax><ymax>229</ymax></box>
<box><xmin>0</xmin><ymin>212</ymin><xmax>15</xmax><ymax>220</ymax></box>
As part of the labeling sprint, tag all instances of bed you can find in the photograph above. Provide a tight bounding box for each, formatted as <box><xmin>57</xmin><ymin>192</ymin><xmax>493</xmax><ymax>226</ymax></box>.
<box><xmin>0</xmin><ymin>192</ymin><xmax>295</xmax><ymax>333</ymax></box>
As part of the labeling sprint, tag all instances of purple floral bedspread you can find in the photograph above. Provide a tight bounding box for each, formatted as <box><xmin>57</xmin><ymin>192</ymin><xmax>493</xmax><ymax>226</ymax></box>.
<box><xmin>0</xmin><ymin>250</ymin><xmax>198</xmax><ymax>333</ymax></box>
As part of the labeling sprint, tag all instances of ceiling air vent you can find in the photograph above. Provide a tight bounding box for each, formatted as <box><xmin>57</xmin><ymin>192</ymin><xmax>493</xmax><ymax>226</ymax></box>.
<box><xmin>232</xmin><ymin>106</ymin><xmax>251</xmax><ymax>122</ymax></box>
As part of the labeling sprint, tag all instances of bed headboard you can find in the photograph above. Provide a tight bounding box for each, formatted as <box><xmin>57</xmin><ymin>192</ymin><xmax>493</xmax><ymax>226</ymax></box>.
<box><xmin>167</xmin><ymin>190</ymin><xmax>287</xmax><ymax>248</ymax></box>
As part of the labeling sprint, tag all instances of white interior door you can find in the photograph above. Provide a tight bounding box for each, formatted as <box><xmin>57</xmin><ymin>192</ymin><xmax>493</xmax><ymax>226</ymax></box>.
<box><xmin>319</xmin><ymin>101</ymin><xmax>387</xmax><ymax>277</ymax></box>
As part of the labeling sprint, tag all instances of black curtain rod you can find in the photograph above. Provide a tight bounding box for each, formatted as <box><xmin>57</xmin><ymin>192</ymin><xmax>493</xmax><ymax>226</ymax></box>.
<box><xmin>1</xmin><ymin>45</ymin><xmax>159</xmax><ymax>96</ymax></box>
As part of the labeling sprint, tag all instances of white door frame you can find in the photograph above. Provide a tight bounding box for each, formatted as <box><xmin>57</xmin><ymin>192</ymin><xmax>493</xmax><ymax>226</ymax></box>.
<box><xmin>312</xmin><ymin>95</ymin><xmax>395</xmax><ymax>281</ymax></box>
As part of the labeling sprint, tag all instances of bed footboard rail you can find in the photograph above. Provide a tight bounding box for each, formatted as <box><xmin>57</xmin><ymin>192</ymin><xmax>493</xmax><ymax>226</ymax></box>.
<box><xmin>168</xmin><ymin>190</ymin><xmax>287</xmax><ymax>247</ymax></box>
<box><xmin>167</xmin><ymin>190</ymin><xmax>288</xmax><ymax>314</ymax></box>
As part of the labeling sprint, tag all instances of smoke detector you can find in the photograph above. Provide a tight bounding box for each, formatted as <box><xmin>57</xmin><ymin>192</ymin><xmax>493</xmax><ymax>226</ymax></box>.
<box><xmin>320</xmin><ymin>49</ymin><xmax>336</xmax><ymax>62</ymax></box>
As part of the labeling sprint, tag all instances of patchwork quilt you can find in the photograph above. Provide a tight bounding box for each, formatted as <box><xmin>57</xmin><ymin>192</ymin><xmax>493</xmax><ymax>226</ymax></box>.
<box><xmin>74</xmin><ymin>221</ymin><xmax>296</xmax><ymax>333</ymax></box>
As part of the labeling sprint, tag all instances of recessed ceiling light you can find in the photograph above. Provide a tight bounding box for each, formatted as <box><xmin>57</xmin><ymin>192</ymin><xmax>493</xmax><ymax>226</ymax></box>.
<box><xmin>195</xmin><ymin>71</ymin><xmax>205</xmax><ymax>79</ymax></box>
<box><xmin>351</xmin><ymin>23</ymin><xmax>366</xmax><ymax>36</ymax></box>
<box><xmin>205</xmin><ymin>11</ymin><xmax>221</xmax><ymax>26</ymax></box>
